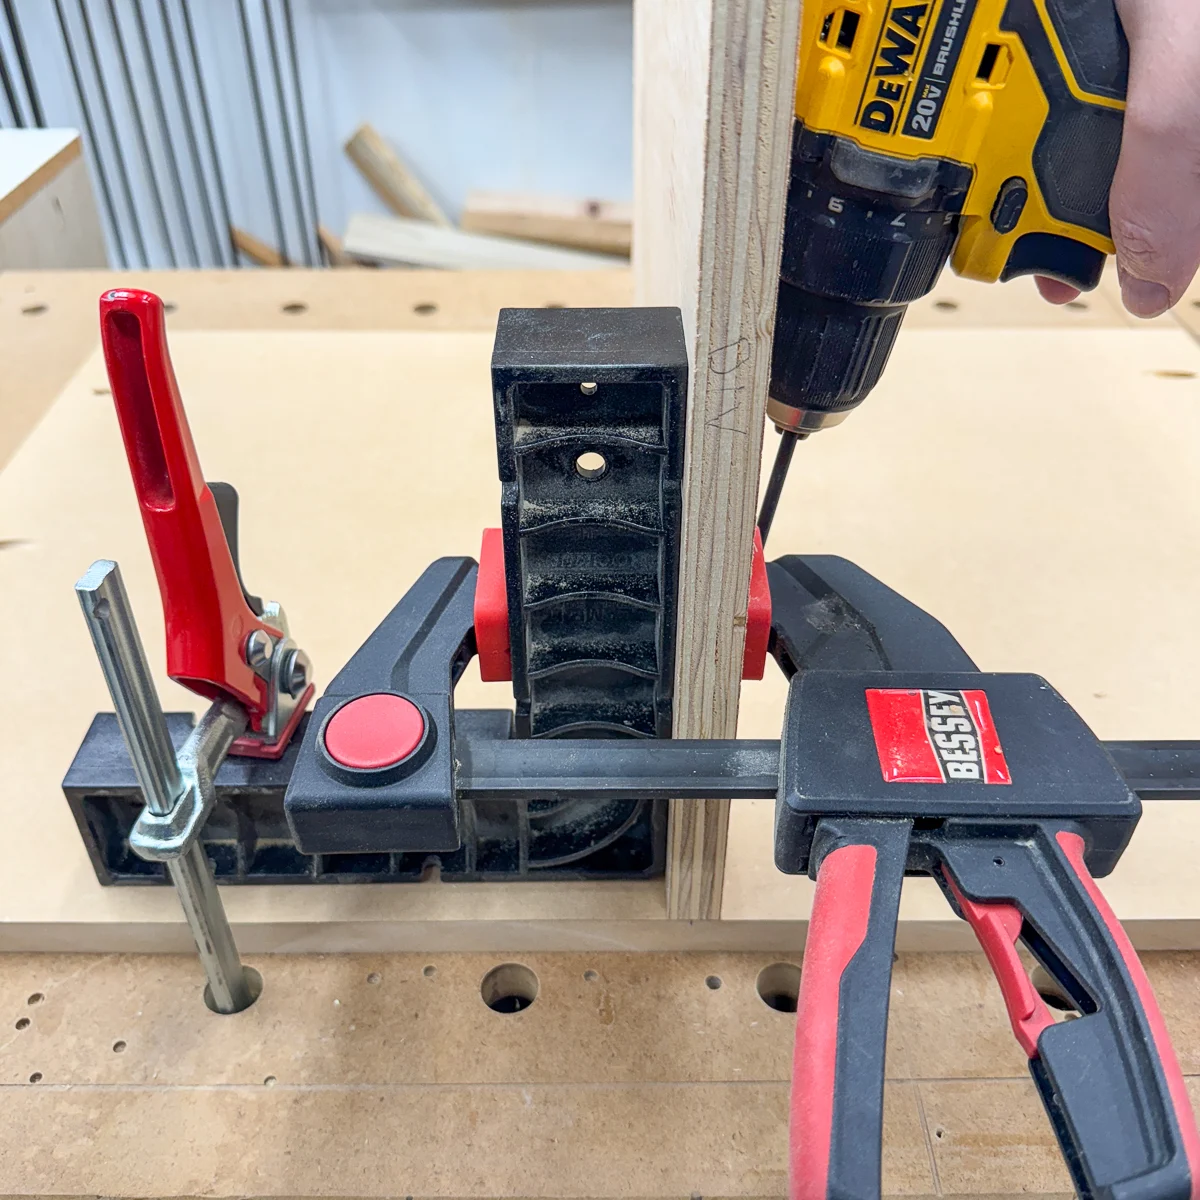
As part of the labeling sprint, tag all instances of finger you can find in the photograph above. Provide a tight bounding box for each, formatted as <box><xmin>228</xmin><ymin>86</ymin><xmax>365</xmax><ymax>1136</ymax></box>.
<box><xmin>1111</xmin><ymin>0</ymin><xmax>1200</xmax><ymax>317</ymax></box>
<box><xmin>1036</xmin><ymin>277</ymin><xmax>1081</xmax><ymax>306</ymax></box>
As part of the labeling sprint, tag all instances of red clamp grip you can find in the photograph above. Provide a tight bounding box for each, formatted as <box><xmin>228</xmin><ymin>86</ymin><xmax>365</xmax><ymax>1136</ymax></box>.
<box><xmin>791</xmin><ymin>820</ymin><xmax>908</xmax><ymax>1200</ymax></box>
<box><xmin>100</xmin><ymin>289</ymin><xmax>310</xmax><ymax>756</ymax></box>
<box><xmin>942</xmin><ymin>834</ymin><xmax>1200</xmax><ymax>1200</ymax></box>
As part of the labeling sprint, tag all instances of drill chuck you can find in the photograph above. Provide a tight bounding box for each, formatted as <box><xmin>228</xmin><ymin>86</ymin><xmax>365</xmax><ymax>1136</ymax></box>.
<box><xmin>769</xmin><ymin>161</ymin><xmax>961</xmax><ymax>433</ymax></box>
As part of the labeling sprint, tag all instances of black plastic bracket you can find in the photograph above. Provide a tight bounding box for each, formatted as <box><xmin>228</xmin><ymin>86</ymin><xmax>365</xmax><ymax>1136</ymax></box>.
<box><xmin>491</xmin><ymin>307</ymin><xmax>688</xmax><ymax>739</ymax></box>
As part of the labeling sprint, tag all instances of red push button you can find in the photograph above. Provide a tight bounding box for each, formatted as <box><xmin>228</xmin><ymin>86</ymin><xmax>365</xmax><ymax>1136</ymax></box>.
<box><xmin>323</xmin><ymin>694</ymin><xmax>425</xmax><ymax>770</ymax></box>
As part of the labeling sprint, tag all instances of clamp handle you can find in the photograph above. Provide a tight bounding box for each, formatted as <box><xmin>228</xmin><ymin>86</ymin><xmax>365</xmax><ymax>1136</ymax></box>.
<box><xmin>99</xmin><ymin>289</ymin><xmax>294</xmax><ymax>746</ymax></box>
<box><xmin>791</xmin><ymin>819</ymin><xmax>909</xmax><ymax>1200</ymax></box>
<box><xmin>939</xmin><ymin>827</ymin><xmax>1200</xmax><ymax>1200</ymax></box>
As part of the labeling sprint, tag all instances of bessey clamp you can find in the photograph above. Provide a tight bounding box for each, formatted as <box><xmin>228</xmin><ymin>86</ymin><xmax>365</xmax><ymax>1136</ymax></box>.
<box><xmin>777</xmin><ymin>670</ymin><xmax>1200</xmax><ymax>1200</ymax></box>
<box><xmin>99</xmin><ymin>289</ymin><xmax>313</xmax><ymax>758</ymax></box>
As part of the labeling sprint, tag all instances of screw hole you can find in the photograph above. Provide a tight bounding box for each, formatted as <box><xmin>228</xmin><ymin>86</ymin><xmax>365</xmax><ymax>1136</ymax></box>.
<box><xmin>933</xmin><ymin>299</ymin><xmax>959</xmax><ymax>312</ymax></box>
<box><xmin>28</xmin><ymin>1072</ymin><xmax>41</xmax><ymax>1084</ymax></box>
<box><xmin>993</xmin><ymin>856</ymin><xmax>1004</xmax><ymax>866</ymax></box>
<box><xmin>1065</xmin><ymin>300</ymin><xmax>1089</xmax><ymax>311</ymax></box>
<box><xmin>481</xmin><ymin>963</ymin><xmax>538</xmax><ymax>1013</ymax></box>
<box><xmin>422</xmin><ymin>965</ymin><xmax>436</xmax><ymax>979</ymax></box>
<box><xmin>21</xmin><ymin>303</ymin><xmax>47</xmax><ymax>316</ymax></box>
<box><xmin>264</xmin><ymin>1075</ymin><xmax>277</xmax><ymax>1087</ymax></box>
<box><xmin>934</xmin><ymin>1127</ymin><xmax>945</xmax><ymax>1140</ymax></box>
<box><xmin>413</xmin><ymin>302</ymin><xmax>437</xmax><ymax>315</ymax></box>
<box><xmin>366</xmin><ymin>972</ymin><xmax>381</xmax><ymax>985</ymax></box>
<box><xmin>1154</xmin><ymin>369</ymin><xmax>1196</xmax><ymax>379</ymax></box>
<box><xmin>112</xmin><ymin>1040</ymin><xmax>126</xmax><ymax>1053</ymax></box>
<box><xmin>14</xmin><ymin>1018</ymin><xmax>29</xmax><ymax>1031</ymax></box>
<box><xmin>281</xmin><ymin>302</ymin><xmax>307</xmax><ymax>314</ymax></box>
<box><xmin>1192</xmin><ymin>300</ymin><xmax>1200</xmax><ymax>309</ymax></box>
<box><xmin>27</xmin><ymin>993</ymin><xmax>43</xmax><ymax>1006</ymax></box>
<box><xmin>755</xmin><ymin>962</ymin><xmax>801</xmax><ymax>1012</ymax></box>
<box><xmin>575</xmin><ymin>451</ymin><xmax>607</xmax><ymax>480</ymax></box>
<box><xmin>579</xmin><ymin>380</ymin><xmax>598</xmax><ymax>395</ymax></box>
<box><xmin>583</xmin><ymin>969</ymin><xmax>599</xmax><ymax>983</ymax></box>
<box><xmin>704</xmin><ymin>975</ymin><xmax>722</xmax><ymax>991</ymax></box>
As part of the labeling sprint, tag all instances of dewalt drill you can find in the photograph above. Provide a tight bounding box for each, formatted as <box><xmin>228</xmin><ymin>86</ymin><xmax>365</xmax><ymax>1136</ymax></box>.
<box><xmin>759</xmin><ymin>0</ymin><xmax>1129</xmax><ymax>536</ymax></box>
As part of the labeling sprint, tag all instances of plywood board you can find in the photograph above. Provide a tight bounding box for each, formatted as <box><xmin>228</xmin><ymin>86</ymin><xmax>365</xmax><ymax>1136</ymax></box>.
<box><xmin>6</xmin><ymin>322</ymin><xmax>1200</xmax><ymax>950</ymax></box>
<box><xmin>0</xmin><ymin>268</ymin><xmax>635</xmax><ymax>470</ymax></box>
<box><xmin>634</xmin><ymin>0</ymin><xmax>800</xmax><ymax>919</ymax></box>
<box><xmin>0</xmin><ymin>129</ymin><xmax>80</xmax><ymax>223</ymax></box>
<box><xmin>728</xmin><ymin>322</ymin><xmax>1200</xmax><ymax>942</ymax></box>
<box><xmin>1</xmin><ymin>949</ymin><xmax>1194</xmax><ymax>1196</ymax></box>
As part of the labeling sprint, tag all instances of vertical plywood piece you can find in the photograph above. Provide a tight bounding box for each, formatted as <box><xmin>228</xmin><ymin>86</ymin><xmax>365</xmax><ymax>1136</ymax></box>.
<box><xmin>634</xmin><ymin>0</ymin><xmax>800</xmax><ymax>918</ymax></box>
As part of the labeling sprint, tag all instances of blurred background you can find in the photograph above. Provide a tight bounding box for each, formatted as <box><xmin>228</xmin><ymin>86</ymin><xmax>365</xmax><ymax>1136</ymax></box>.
<box><xmin>0</xmin><ymin>0</ymin><xmax>633</xmax><ymax>268</ymax></box>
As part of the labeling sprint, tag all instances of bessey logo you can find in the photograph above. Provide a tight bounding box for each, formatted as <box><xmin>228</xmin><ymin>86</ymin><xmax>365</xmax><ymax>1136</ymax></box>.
<box><xmin>865</xmin><ymin>689</ymin><xmax>1012</xmax><ymax>785</ymax></box>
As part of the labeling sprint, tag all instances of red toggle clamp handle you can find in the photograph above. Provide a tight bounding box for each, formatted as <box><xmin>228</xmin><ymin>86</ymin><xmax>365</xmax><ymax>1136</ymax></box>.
<box><xmin>99</xmin><ymin>288</ymin><xmax>312</xmax><ymax>758</ymax></box>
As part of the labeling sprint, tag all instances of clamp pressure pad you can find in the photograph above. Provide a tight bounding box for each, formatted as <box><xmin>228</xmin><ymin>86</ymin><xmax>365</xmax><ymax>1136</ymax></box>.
<box><xmin>283</xmin><ymin>558</ymin><xmax>477</xmax><ymax>855</ymax></box>
<box><xmin>774</xmin><ymin>670</ymin><xmax>1141</xmax><ymax>877</ymax></box>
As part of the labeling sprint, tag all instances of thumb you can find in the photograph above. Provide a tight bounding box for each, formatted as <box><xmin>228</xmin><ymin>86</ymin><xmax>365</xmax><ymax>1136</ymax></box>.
<box><xmin>1111</xmin><ymin>0</ymin><xmax>1200</xmax><ymax>317</ymax></box>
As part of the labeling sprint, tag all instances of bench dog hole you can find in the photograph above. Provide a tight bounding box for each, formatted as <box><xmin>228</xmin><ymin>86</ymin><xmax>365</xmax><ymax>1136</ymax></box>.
<box><xmin>756</xmin><ymin>962</ymin><xmax>801</xmax><ymax>1012</ymax></box>
<box><xmin>480</xmin><ymin>963</ymin><xmax>538</xmax><ymax>1013</ymax></box>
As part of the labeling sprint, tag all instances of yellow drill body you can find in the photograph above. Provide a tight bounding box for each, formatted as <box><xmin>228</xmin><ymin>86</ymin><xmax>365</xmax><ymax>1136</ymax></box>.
<box><xmin>767</xmin><ymin>0</ymin><xmax>1129</xmax><ymax>432</ymax></box>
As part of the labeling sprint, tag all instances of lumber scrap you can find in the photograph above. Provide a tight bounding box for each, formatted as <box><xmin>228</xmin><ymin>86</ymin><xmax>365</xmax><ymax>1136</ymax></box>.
<box><xmin>344</xmin><ymin>123</ymin><xmax>451</xmax><ymax>227</ymax></box>
<box><xmin>231</xmin><ymin>225</ymin><xmax>287</xmax><ymax>268</ymax></box>
<box><xmin>461</xmin><ymin>190</ymin><xmax>632</xmax><ymax>256</ymax></box>
<box><xmin>344</xmin><ymin>212</ymin><xmax>626</xmax><ymax>271</ymax></box>
<box><xmin>317</xmin><ymin>223</ymin><xmax>358</xmax><ymax>268</ymax></box>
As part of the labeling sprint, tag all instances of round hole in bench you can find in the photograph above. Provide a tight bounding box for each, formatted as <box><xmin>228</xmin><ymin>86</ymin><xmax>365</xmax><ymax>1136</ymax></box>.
<box><xmin>481</xmin><ymin>963</ymin><xmax>538</xmax><ymax>1013</ymax></box>
<box><xmin>756</xmin><ymin>962</ymin><xmax>801</xmax><ymax>1012</ymax></box>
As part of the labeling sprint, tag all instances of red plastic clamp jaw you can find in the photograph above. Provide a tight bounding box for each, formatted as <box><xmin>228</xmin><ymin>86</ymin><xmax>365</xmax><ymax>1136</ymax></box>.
<box><xmin>473</xmin><ymin>526</ymin><xmax>772</xmax><ymax>684</ymax></box>
<box><xmin>99</xmin><ymin>288</ymin><xmax>312</xmax><ymax>758</ymax></box>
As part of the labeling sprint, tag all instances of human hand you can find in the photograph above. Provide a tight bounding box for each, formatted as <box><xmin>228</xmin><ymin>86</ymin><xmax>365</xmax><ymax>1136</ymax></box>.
<box><xmin>1037</xmin><ymin>0</ymin><xmax>1200</xmax><ymax>317</ymax></box>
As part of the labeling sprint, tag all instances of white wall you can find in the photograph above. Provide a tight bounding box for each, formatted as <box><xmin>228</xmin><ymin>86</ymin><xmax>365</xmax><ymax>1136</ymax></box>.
<box><xmin>9</xmin><ymin>0</ymin><xmax>633</xmax><ymax>267</ymax></box>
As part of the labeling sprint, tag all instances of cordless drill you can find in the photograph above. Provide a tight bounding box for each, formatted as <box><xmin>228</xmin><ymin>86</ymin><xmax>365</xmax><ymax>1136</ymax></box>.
<box><xmin>760</xmin><ymin>0</ymin><xmax>1129</xmax><ymax>535</ymax></box>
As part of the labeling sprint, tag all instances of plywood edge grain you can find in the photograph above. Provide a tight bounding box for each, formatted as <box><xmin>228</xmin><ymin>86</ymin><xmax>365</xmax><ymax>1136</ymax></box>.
<box><xmin>0</xmin><ymin>132</ymin><xmax>81</xmax><ymax>227</ymax></box>
<box><xmin>635</xmin><ymin>0</ymin><xmax>801</xmax><ymax>919</ymax></box>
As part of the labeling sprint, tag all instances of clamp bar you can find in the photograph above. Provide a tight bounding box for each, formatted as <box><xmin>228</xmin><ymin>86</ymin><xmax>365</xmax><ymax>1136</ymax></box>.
<box><xmin>76</xmin><ymin>561</ymin><xmax>255</xmax><ymax>1014</ymax></box>
<box><xmin>458</xmin><ymin>736</ymin><xmax>781</xmax><ymax>801</ymax></box>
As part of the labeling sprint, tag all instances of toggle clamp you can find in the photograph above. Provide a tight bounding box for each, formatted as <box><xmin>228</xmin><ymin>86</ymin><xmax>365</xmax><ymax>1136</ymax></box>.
<box><xmin>75</xmin><ymin>289</ymin><xmax>315</xmax><ymax>1011</ymax></box>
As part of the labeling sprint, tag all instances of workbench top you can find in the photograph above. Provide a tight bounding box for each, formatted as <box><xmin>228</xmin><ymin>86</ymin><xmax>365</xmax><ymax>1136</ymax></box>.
<box><xmin>3</xmin><ymin>266</ymin><xmax>1199</xmax><ymax>1197</ymax></box>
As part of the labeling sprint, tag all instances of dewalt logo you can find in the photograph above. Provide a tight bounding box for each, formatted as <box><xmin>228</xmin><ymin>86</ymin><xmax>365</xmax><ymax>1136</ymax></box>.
<box><xmin>857</xmin><ymin>2</ymin><xmax>931</xmax><ymax>135</ymax></box>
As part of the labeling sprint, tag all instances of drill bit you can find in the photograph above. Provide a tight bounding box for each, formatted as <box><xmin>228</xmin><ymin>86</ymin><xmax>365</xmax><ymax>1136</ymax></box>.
<box><xmin>756</xmin><ymin>429</ymin><xmax>802</xmax><ymax>546</ymax></box>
